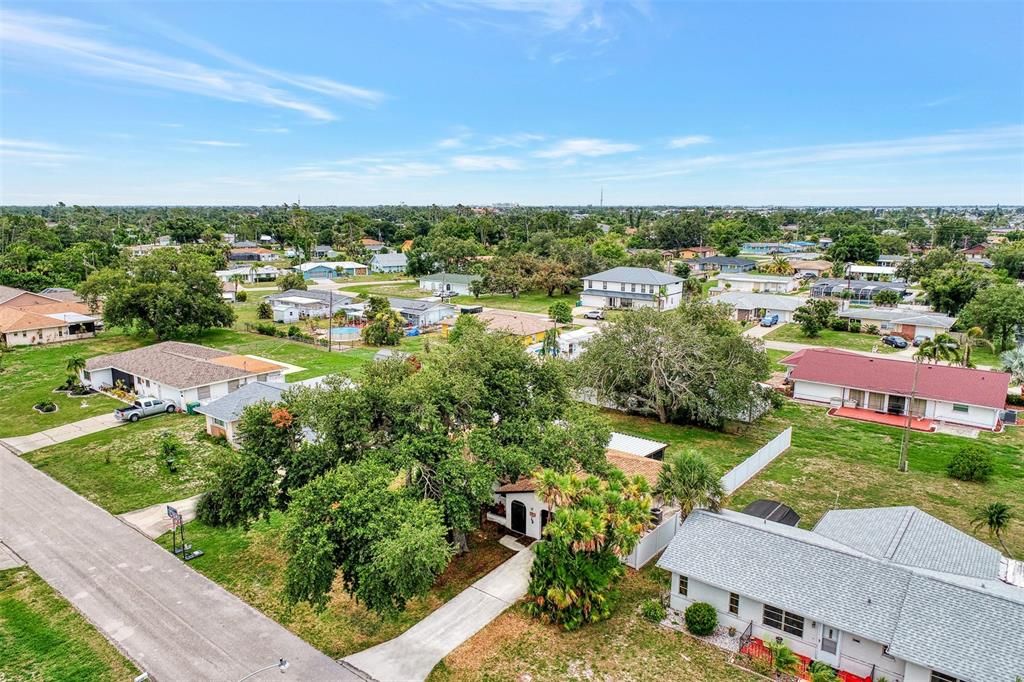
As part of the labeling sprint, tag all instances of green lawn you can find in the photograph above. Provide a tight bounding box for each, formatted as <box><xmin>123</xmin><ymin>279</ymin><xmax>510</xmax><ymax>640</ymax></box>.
<box><xmin>0</xmin><ymin>567</ymin><xmax>139</xmax><ymax>681</ymax></box>
<box><xmin>198</xmin><ymin>328</ymin><xmax>380</xmax><ymax>381</ymax></box>
<box><xmin>766</xmin><ymin>324</ymin><xmax>900</xmax><ymax>353</ymax></box>
<box><xmin>450</xmin><ymin>291</ymin><xmax>579</xmax><ymax>315</ymax></box>
<box><xmin>429</xmin><ymin>562</ymin><xmax>759</xmax><ymax>682</ymax></box>
<box><xmin>0</xmin><ymin>331</ymin><xmax>146</xmax><ymax>438</ymax></box>
<box><xmin>22</xmin><ymin>414</ymin><xmax>230</xmax><ymax>514</ymax></box>
<box><xmin>344</xmin><ymin>282</ymin><xmax>430</xmax><ymax>299</ymax></box>
<box><xmin>157</xmin><ymin>516</ymin><xmax>514</xmax><ymax>658</ymax></box>
<box><xmin>766</xmin><ymin>348</ymin><xmax>791</xmax><ymax>372</ymax></box>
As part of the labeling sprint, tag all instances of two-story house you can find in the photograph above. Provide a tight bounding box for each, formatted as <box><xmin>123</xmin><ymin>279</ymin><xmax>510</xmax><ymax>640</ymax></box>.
<box><xmin>580</xmin><ymin>267</ymin><xmax>685</xmax><ymax>311</ymax></box>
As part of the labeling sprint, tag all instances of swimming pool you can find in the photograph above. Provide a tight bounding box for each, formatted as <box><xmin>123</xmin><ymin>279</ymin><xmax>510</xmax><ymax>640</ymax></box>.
<box><xmin>328</xmin><ymin>326</ymin><xmax>361</xmax><ymax>339</ymax></box>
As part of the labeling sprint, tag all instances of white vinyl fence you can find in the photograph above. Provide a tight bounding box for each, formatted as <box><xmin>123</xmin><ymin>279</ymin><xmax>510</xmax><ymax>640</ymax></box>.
<box><xmin>720</xmin><ymin>427</ymin><xmax>793</xmax><ymax>495</ymax></box>
<box><xmin>624</xmin><ymin>511</ymin><xmax>680</xmax><ymax>569</ymax></box>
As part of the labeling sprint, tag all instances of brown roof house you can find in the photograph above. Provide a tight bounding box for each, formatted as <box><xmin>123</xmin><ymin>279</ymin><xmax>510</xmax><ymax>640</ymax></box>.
<box><xmin>0</xmin><ymin>287</ymin><xmax>101</xmax><ymax>346</ymax></box>
<box><xmin>82</xmin><ymin>341</ymin><xmax>287</xmax><ymax>408</ymax></box>
<box><xmin>487</xmin><ymin>431</ymin><xmax>679</xmax><ymax>568</ymax></box>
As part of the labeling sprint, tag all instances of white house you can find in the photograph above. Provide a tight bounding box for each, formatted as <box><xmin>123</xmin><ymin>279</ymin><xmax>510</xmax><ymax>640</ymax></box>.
<box><xmin>658</xmin><ymin>506</ymin><xmax>1024</xmax><ymax>682</ymax></box>
<box><xmin>781</xmin><ymin>347</ymin><xmax>1010</xmax><ymax>430</ymax></box>
<box><xmin>526</xmin><ymin>326</ymin><xmax>600</xmax><ymax>360</ymax></box>
<box><xmin>710</xmin><ymin>291</ymin><xmax>805</xmax><ymax>323</ymax></box>
<box><xmin>214</xmin><ymin>265</ymin><xmax>281</xmax><ymax>283</ymax></box>
<box><xmin>369</xmin><ymin>252</ymin><xmax>408</xmax><ymax>273</ymax></box>
<box><xmin>837</xmin><ymin>308</ymin><xmax>956</xmax><ymax>340</ymax></box>
<box><xmin>220</xmin><ymin>281</ymin><xmax>239</xmax><ymax>302</ymax></box>
<box><xmin>847</xmin><ymin>264</ymin><xmax>897</xmax><ymax>281</ymax></box>
<box><xmin>388</xmin><ymin>297</ymin><xmax>456</xmax><ymax>327</ymax></box>
<box><xmin>715</xmin><ymin>272</ymin><xmax>799</xmax><ymax>294</ymax></box>
<box><xmin>580</xmin><ymin>267</ymin><xmax>684</xmax><ymax>311</ymax></box>
<box><xmin>0</xmin><ymin>287</ymin><xmax>101</xmax><ymax>346</ymax></box>
<box><xmin>267</xmin><ymin>289</ymin><xmax>354</xmax><ymax>323</ymax></box>
<box><xmin>297</xmin><ymin>261</ymin><xmax>368</xmax><ymax>279</ymax></box>
<box><xmin>418</xmin><ymin>273</ymin><xmax>482</xmax><ymax>296</ymax></box>
<box><xmin>81</xmin><ymin>341</ymin><xmax>287</xmax><ymax>409</ymax></box>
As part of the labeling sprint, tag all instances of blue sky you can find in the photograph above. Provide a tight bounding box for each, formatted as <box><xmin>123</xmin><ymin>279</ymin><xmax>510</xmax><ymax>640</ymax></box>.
<box><xmin>2</xmin><ymin>1</ymin><xmax>1022</xmax><ymax>205</ymax></box>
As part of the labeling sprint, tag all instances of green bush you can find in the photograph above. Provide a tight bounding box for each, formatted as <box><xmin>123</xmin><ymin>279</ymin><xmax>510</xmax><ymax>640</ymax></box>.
<box><xmin>849</xmin><ymin>320</ymin><xmax>862</xmax><ymax>333</ymax></box>
<box><xmin>235</xmin><ymin>289</ymin><xmax>248</xmax><ymax>302</ymax></box>
<box><xmin>256</xmin><ymin>301</ymin><xmax>273</xmax><ymax>319</ymax></box>
<box><xmin>865</xmin><ymin>324</ymin><xmax>879</xmax><ymax>335</ymax></box>
<box><xmin>253</xmin><ymin>322</ymin><xmax>277</xmax><ymax>336</ymax></box>
<box><xmin>809</xmin><ymin>661</ymin><xmax>838</xmax><ymax>682</ymax></box>
<box><xmin>946</xmin><ymin>445</ymin><xmax>994</xmax><ymax>482</ymax></box>
<box><xmin>684</xmin><ymin>601</ymin><xmax>717</xmax><ymax>635</ymax></box>
<box><xmin>830</xmin><ymin>318</ymin><xmax>849</xmax><ymax>332</ymax></box>
<box><xmin>640</xmin><ymin>598</ymin><xmax>666</xmax><ymax>623</ymax></box>
<box><xmin>287</xmin><ymin>325</ymin><xmax>301</xmax><ymax>338</ymax></box>
<box><xmin>33</xmin><ymin>400</ymin><xmax>58</xmax><ymax>413</ymax></box>
<box><xmin>549</xmin><ymin>300</ymin><xmax>573</xmax><ymax>324</ymax></box>
<box><xmin>1006</xmin><ymin>393</ymin><xmax>1024</xmax><ymax>407</ymax></box>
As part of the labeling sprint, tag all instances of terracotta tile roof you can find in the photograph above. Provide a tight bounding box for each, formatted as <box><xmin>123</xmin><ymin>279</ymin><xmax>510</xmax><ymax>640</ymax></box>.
<box><xmin>494</xmin><ymin>449</ymin><xmax>664</xmax><ymax>493</ymax></box>
<box><xmin>0</xmin><ymin>307</ymin><xmax>66</xmax><ymax>332</ymax></box>
<box><xmin>85</xmin><ymin>341</ymin><xmax>283</xmax><ymax>389</ymax></box>
<box><xmin>781</xmin><ymin>348</ymin><xmax>1010</xmax><ymax>410</ymax></box>
<box><xmin>208</xmin><ymin>355</ymin><xmax>286</xmax><ymax>374</ymax></box>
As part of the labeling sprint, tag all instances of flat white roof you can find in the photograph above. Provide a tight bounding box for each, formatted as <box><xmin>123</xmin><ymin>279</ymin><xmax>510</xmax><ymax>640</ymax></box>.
<box><xmin>276</xmin><ymin>296</ymin><xmax>322</xmax><ymax>305</ymax></box>
<box><xmin>607</xmin><ymin>431</ymin><xmax>667</xmax><ymax>457</ymax></box>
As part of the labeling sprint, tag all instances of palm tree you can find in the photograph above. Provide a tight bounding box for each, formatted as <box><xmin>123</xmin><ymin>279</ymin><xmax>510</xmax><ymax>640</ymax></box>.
<box><xmin>655</xmin><ymin>450</ymin><xmax>725</xmax><ymax>521</ymax></box>
<box><xmin>66</xmin><ymin>355</ymin><xmax>86</xmax><ymax>375</ymax></box>
<box><xmin>765</xmin><ymin>639</ymin><xmax>800</xmax><ymax>680</ymax></box>
<box><xmin>761</xmin><ymin>255</ymin><xmax>794</xmax><ymax>276</ymax></box>
<box><xmin>914</xmin><ymin>333</ymin><xmax>960</xmax><ymax>365</ymax></box>
<box><xmin>960</xmin><ymin>326</ymin><xmax>994</xmax><ymax>367</ymax></box>
<box><xmin>972</xmin><ymin>502</ymin><xmax>1014</xmax><ymax>557</ymax></box>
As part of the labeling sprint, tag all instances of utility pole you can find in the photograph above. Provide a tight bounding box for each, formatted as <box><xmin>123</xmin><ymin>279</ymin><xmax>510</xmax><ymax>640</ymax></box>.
<box><xmin>327</xmin><ymin>289</ymin><xmax>333</xmax><ymax>353</ymax></box>
<box><xmin>898</xmin><ymin>356</ymin><xmax>922</xmax><ymax>473</ymax></box>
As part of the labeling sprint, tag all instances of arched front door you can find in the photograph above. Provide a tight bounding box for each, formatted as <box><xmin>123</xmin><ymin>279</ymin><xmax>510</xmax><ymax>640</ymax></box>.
<box><xmin>510</xmin><ymin>500</ymin><xmax>527</xmax><ymax>534</ymax></box>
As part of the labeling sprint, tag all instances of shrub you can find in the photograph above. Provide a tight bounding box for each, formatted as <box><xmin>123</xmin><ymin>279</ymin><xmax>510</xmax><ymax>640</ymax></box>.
<box><xmin>830</xmin><ymin>318</ymin><xmax>849</xmax><ymax>332</ymax></box>
<box><xmin>809</xmin><ymin>661</ymin><xmax>839</xmax><ymax>682</ymax></box>
<box><xmin>549</xmin><ymin>300</ymin><xmax>573</xmax><ymax>324</ymax></box>
<box><xmin>287</xmin><ymin>325</ymin><xmax>301</xmax><ymax>338</ymax></box>
<box><xmin>253</xmin><ymin>322</ymin><xmax>277</xmax><ymax>336</ymax></box>
<box><xmin>946</xmin><ymin>445</ymin><xmax>994</xmax><ymax>482</ymax></box>
<box><xmin>865</xmin><ymin>324</ymin><xmax>879</xmax><ymax>335</ymax></box>
<box><xmin>33</xmin><ymin>400</ymin><xmax>58</xmax><ymax>413</ymax></box>
<box><xmin>1006</xmin><ymin>393</ymin><xmax>1024</xmax><ymax>407</ymax></box>
<box><xmin>849</xmin><ymin>320</ymin><xmax>862</xmax><ymax>334</ymax></box>
<box><xmin>684</xmin><ymin>601</ymin><xmax>717</xmax><ymax>635</ymax></box>
<box><xmin>256</xmin><ymin>301</ymin><xmax>273</xmax><ymax>319</ymax></box>
<box><xmin>640</xmin><ymin>598</ymin><xmax>666</xmax><ymax>623</ymax></box>
<box><xmin>275</xmin><ymin>328</ymin><xmax>288</xmax><ymax>337</ymax></box>
<box><xmin>235</xmin><ymin>289</ymin><xmax>248</xmax><ymax>303</ymax></box>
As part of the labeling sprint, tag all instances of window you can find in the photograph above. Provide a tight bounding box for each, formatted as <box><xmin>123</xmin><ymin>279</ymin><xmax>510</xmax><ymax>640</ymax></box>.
<box><xmin>620</xmin><ymin>283</ymin><xmax>626</xmax><ymax>292</ymax></box>
<box><xmin>602</xmin><ymin>281</ymin><xmax>607</xmax><ymax>290</ymax></box>
<box><xmin>197</xmin><ymin>385</ymin><xmax>211</xmax><ymax>400</ymax></box>
<box><xmin>762</xmin><ymin>604</ymin><xmax>804</xmax><ymax>638</ymax></box>
<box><xmin>677</xmin><ymin>575</ymin><xmax>688</xmax><ymax>596</ymax></box>
<box><xmin>847</xmin><ymin>389</ymin><xmax>865</xmax><ymax>406</ymax></box>
<box><xmin>729</xmin><ymin>592</ymin><xmax>739</xmax><ymax>615</ymax></box>
<box><xmin>929</xmin><ymin>673</ymin><xmax>963</xmax><ymax>682</ymax></box>
<box><xmin>952</xmin><ymin>404</ymin><xmax>969</xmax><ymax>414</ymax></box>
<box><xmin>631</xmin><ymin>283</ymin><xmax>636</xmax><ymax>292</ymax></box>
<box><xmin>213</xmin><ymin>418</ymin><xmax>225</xmax><ymax>427</ymax></box>
<box><xmin>82</xmin><ymin>370</ymin><xmax>91</xmax><ymax>381</ymax></box>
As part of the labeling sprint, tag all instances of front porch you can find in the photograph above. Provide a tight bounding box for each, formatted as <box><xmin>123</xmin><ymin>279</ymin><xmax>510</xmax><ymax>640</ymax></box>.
<box><xmin>829</xmin><ymin>406</ymin><xmax>935</xmax><ymax>432</ymax></box>
<box><xmin>740</xmin><ymin>636</ymin><xmax>872</xmax><ymax>682</ymax></box>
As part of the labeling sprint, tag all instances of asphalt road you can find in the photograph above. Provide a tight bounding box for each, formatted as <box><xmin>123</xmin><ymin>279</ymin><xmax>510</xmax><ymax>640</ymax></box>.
<box><xmin>0</xmin><ymin>443</ymin><xmax>367</xmax><ymax>682</ymax></box>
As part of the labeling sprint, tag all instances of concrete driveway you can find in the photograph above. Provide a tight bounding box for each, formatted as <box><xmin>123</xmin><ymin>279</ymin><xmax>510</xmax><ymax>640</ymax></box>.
<box><xmin>0</xmin><ymin>413</ymin><xmax>124</xmax><ymax>454</ymax></box>
<box><xmin>119</xmin><ymin>493</ymin><xmax>204</xmax><ymax>540</ymax></box>
<box><xmin>344</xmin><ymin>545</ymin><xmax>534</xmax><ymax>682</ymax></box>
<box><xmin>0</xmin><ymin>443</ymin><xmax>365</xmax><ymax>681</ymax></box>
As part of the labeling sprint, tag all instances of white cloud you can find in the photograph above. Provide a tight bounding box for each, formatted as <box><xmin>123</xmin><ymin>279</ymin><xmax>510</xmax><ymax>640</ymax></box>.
<box><xmin>534</xmin><ymin>137</ymin><xmax>639</xmax><ymax>158</ymax></box>
<box><xmin>159</xmin><ymin>122</ymin><xmax>184</xmax><ymax>128</ymax></box>
<box><xmin>250</xmin><ymin>127</ymin><xmax>290</xmax><ymax>134</ymax></box>
<box><xmin>669</xmin><ymin>135</ymin><xmax>712</xmax><ymax>149</ymax></box>
<box><xmin>433</xmin><ymin>0</ymin><xmax>589</xmax><ymax>32</ymax></box>
<box><xmin>437</xmin><ymin>136</ymin><xmax>467</xmax><ymax>149</ymax></box>
<box><xmin>187</xmin><ymin>140</ymin><xmax>246</xmax><ymax>147</ymax></box>
<box><xmin>287</xmin><ymin>160</ymin><xmax>445</xmax><ymax>181</ymax></box>
<box><xmin>0</xmin><ymin>138</ymin><xmax>81</xmax><ymax>163</ymax></box>
<box><xmin>0</xmin><ymin>9</ymin><xmax>384</xmax><ymax>122</ymax></box>
<box><xmin>451</xmin><ymin>155</ymin><xmax>522</xmax><ymax>171</ymax></box>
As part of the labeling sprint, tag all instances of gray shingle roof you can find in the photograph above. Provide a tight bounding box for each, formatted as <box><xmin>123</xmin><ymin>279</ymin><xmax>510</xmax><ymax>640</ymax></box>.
<box><xmin>418</xmin><ymin>273</ymin><xmax>482</xmax><ymax>285</ymax></box>
<box><xmin>712</xmin><ymin>291</ymin><xmax>804</xmax><ymax>312</ymax></box>
<box><xmin>371</xmin><ymin>252</ymin><xmax>408</xmax><ymax>267</ymax></box>
<box><xmin>387</xmin><ymin>297</ymin><xmax>453</xmax><ymax>314</ymax></box>
<box><xmin>193</xmin><ymin>381</ymin><xmax>287</xmax><ymax>422</ymax></box>
<box><xmin>583</xmin><ymin>267</ymin><xmax>682</xmax><ymax>286</ymax></box>
<box><xmin>266</xmin><ymin>289</ymin><xmax>354</xmax><ymax>305</ymax></box>
<box><xmin>694</xmin><ymin>256</ymin><xmax>756</xmax><ymax>267</ymax></box>
<box><xmin>657</xmin><ymin>508</ymin><xmax>1024</xmax><ymax>681</ymax></box>
<box><xmin>838</xmin><ymin>308</ymin><xmax>956</xmax><ymax>329</ymax></box>
<box><xmin>814</xmin><ymin>507</ymin><xmax>1001</xmax><ymax>579</ymax></box>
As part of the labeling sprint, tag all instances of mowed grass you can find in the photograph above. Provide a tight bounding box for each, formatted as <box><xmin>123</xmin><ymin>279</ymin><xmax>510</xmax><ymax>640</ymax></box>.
<box><xmin>766</xmin><ymin>324</ymin><xmax>900</xmax><ymax>353</ymax></box>
<box><xmin>22</xmin><ymin>415</ymin><xmax>229</xmax><ymax>514</ymax></box>
<box><xmin>345</xmin><ymin>282</ymin><xmax>430</xmax><ymax>299</ymax></box>
<box><xmin>0</xmin><ymin>332</ymin><xmax>145</xmax><ymax>438</ymax></box>
<box><xmin>157</xmin><ymin>516</ymin><xmax>514</xmax><ymax>658</ymax></box>
<box><xmin>0</xmin><ymin>567</ymin><xmax>139</xmax><ymax>681</ymax></box>
<box><xmin>198</xmin><ymin>328</ymin><xmax>380</xmax><ymax>381</ymax></box>
<box><xmin>450</xmin><ymin>291</ymin><xmax>579</xmax><ymax>315</ymax></box>
<box><xmin>428</xmin><ymin>563</ymin><xmax>759</xmax><ymax>682</ymax></box>
<box><xmin>766</xmin><ymin>348</ymin><xmax>792</xmax><ymax>372</ymax></box>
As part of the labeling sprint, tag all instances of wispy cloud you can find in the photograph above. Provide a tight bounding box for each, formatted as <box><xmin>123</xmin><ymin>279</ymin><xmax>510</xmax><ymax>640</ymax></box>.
<box><xmin>432</xmin><ymin>1</ymin><xmax>590</xmax><ymax>32</ymax></box>
<box><xmin>534</xmin><ymin>137</ymin><xmax>639</xmax><ymax>159</ymax></box>
<box><xmin>669</xmin><ymin>135</ymin><xmax>713</xmax><ymax>149</ymax></box>
<box><xmin>187</xmin><ymin>140</ymin><xmax>246</xmax><ymax>147</ymax></box>
<box><xmin>0</xmin><ymin>138</ymin><xmax>81</xmax><ymax>163</ymax></box>
<box><xmin>437</xmin><ymin>136</ymin><xmax>467</xmax><ymax>149</ymax></box>
<box><xmin>286</xmin><ymin>161</ymin><xmax>445</xmax><ymax>182</ymax></box>
<box><xmin>250</xmin><ymin>127</ymin><xmax>290</xmax><ymax>134</ymax></box>
<box><xmin>924</xmin><ymin>95</ymin><xmax>959</xmax><ymax>108</ymax></box>
<box><xmin>159</xmin><ymin>122</ymin><xmax>184</xmax><ymax>128</ymax></box>
<box><xmin>451</xmin><ymin>155</ymin><xmax>522</xmax><ymax>171</ymax></box>
<box><xmin>0</xmin><ymin>9</ymin><xmax>384</xmax><ymax>122</ymax></box>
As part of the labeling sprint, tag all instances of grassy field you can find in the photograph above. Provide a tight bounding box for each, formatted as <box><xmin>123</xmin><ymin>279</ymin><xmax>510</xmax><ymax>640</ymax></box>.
<box><xmin>22</xmin><ymin>414</ymin><xmax>230</xmax><ymax>514</ymax></box>
<box><xmin>157</xmin><ymin>516</ymin><xmax>514</xmax><ymax>658</ymax></box>
<box><xmin>766</xmin><ymin>324</ymin><xmax>900</xmax><ymax>353</ymax></box>
<box><xmin>0</xmin><ymin>567</ymin><xmax>139</xmax><ymax>681</ymax></box>
<box><xmin>428</xmin><ymin>563</ymin><xmax>759</xmax><ymax>682</ymax></box>
<box><xmin>450</xmin><ymin>291</ymin><xmax>579</xmax><ymax>315</ymax></box>
<box><xmin>0</xmin><ymin>332</ymin><xmax>146</xmax><ymax>438</ymax></box>
<box><xmin>766</xmin><ymin>348</ymin><xmax>792</xmax><ymax>372</ymax></box>
<box><xmin>344</xmin><ymin>282</ymin><xmax>430</xmax><ymax>299</ymax></box>
<box><xmin>728</xmin><ymin>402</ymin><xmax>1024</xmax><ymax>556</ymax></box>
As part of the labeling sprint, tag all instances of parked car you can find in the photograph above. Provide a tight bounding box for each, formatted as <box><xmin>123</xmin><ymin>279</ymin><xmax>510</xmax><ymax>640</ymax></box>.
<box><xmin>760</xmin><ymin>314</ymin><xmax>780</xmax><ymax>327</ymax></box>
<box><xmin>583</xmin><ymin>310</ymin><xmax>604</xmax><ymax>320</ymax></box>
<box><xmin>114</xmin><ymin>397</ymin><xmax>177</xmax><ymax>422</ymax></box>
<box><xmin>912</xmin><ymin>335</ymin><xmax>928</xmax><ymax>347</ymax></box>
<box><xmin>881</xmin><ymin>335</ymin><xmax>909</xmax><ymax>349</ymax></box>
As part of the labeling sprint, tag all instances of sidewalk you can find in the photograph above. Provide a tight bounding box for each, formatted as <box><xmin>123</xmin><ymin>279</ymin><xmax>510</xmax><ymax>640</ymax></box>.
<box><xmin>0</xmin><ymin>413</ymin><xmax>123</xmax><ymax>454</ymax></box>
<box><xmin>119</xmin><ymin>493</ymin><xmax>203</xmax><ymax>539</ymax></box>
<box><xmin>344</xmin><ymin>541</ymin><xmax>534</xmax><ymax>682</ymax></box>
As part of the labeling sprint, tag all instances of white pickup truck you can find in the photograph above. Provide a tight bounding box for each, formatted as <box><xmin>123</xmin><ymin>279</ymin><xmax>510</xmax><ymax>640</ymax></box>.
<box><xmin>114</xmin><ymin>397</ymin><xmax>177</xmax><ymax>422</ymax></box>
